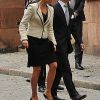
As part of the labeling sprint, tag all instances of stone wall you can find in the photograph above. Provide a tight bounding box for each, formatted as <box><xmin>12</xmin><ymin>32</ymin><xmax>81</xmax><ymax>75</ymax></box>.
<box><xmin>0</xmin><ymin>0</ymin><xmax>24</xmax><ymax>52</ymax></box>
<box><xmin>0</xmin><ymin>0</ymin><xmax>100</xmax><ymax>55</ymax></box>
<box><xmin>83</xmin><ymin>0</ymin><xmax>100</xmax><ymax>56</ymax></box>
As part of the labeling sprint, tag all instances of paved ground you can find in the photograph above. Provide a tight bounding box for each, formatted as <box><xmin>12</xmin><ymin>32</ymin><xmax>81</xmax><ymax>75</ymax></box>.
<box><xmin>0</xmin><ymin>74</ymin><xmax>100</xmax><ymax>100</ymax></box>
<box><xmin>0</xmin><ymin>50</ymin><xmax>100</xmax><ymax>90</ymax></box>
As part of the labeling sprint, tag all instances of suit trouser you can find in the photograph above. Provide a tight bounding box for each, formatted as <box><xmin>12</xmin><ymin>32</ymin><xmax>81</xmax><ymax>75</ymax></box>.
<box><xmin>38</xmin><ymin>65</ymin><xmax>46</xmax><ymax>87</ymax></box>
<box><xmin>74</xmin><ymin>43</ymin><xmax>83</xmax><ymax>65</ymax></box>
<box><xmin>71</xmin><ymin>20</ymin><xmax>83</xmax><ymax>65</ymax></box>
<box><xmin>52</xmin><ymin>48</ymin><xmax>78</xmax><ymax>98</ymax></box>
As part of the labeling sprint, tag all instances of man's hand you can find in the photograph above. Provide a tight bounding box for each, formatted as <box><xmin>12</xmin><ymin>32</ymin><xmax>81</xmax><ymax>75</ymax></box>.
<box><xmin>71</xmin><ymin>14</ymin><xmax>75</xmax><ymax>19</ymax></box>
<box><xmin>74</xmin><ymin>12</ymin><xmax>78</xmax><ymax>18</ymax></box>
<box><xmin>22</xmin><ymin>40</ymin><xmax>29</xmax><ymax>48</ymax></box>
<box><xmin>80</xmin><ymin>43</ymin><xmax>85</xmax><ymax>51</ymax></box>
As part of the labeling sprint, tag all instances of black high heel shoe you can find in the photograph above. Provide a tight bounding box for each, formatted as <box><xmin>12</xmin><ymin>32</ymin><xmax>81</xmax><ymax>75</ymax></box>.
<box><xmin>43</xmin><ymin>94</ymin><xmax>53</xmax><ymax>100</ymax></box>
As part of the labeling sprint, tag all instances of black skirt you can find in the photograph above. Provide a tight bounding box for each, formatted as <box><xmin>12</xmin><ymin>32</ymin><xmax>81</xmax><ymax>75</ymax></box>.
<box><xmin>26</xmin><ymin>36</ymin><xmax>56</xmax><ymax>67</ymax></box>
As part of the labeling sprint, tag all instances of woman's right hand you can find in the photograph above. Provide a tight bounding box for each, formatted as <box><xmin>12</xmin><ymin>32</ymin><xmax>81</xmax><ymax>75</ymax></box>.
<box><xmin>22</xmin><ymin>40</ymin><xmax>29</xmax><ymax>48</ymax></box>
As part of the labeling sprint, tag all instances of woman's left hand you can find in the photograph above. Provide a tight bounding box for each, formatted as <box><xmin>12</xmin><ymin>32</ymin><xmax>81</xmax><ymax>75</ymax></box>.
<box><xmin>22</xmin><ymin>40</ymin><xmax>29</xmax><ymax>48</ymax></box>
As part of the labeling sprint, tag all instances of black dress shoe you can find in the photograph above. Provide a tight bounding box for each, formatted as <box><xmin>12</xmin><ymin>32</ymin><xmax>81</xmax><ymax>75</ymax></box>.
<box><xmin>57</xmin><ymin>85</ymin><xmax>64</xmax><ymax>90</ymax></box>
<box><xmin>75</xmin><ymin>63</ymin><xmax>84</xmax><ymax>70</ymax></box>
<box><xmin>53</xmin><ymin>96</ymin><xmax>65</xmax><ymax>100</ymax></box>
<box><xmin>26</xmin><ymin>79</ymin><xmax>31</xmax><ymax>82</ymax></box>
<box><xmin>72</xmin><ymin>94</ymin><xmax>87</xmax><ymax>100</ymax></box>
<box><xmin>38</xmin><ymin>86</ymin><xmax>45</xmax><ymax>92</ymax></box>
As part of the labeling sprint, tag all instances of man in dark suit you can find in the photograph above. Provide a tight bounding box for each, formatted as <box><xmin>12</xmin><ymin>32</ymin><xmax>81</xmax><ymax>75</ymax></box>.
<box><xmin>69</xmin><ymin>0</ymin><xmax>85</xmax><ymax>70</ymax></box>
<box><xmin>52</xmin><ymin>0</ymin><xmax>86</xmax><ymax>100</ymax></box>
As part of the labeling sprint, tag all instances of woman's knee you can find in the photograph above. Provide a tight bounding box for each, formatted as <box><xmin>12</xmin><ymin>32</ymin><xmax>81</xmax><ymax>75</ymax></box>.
<box><xmin>33</xmin><ymin>66</ymin><xmax>41</xmax><ymax>72</ymax></box>
<box><xmin>49</xmin><ymin>62</ymin><xmax>57</xmax><ymax>69</ymax></box>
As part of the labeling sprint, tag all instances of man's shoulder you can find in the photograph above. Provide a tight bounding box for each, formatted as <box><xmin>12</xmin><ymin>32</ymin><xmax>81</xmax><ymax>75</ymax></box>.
<box><xmin>53</xmin><ymin>2</ymin><xmax>60</xmax><ymax>12</ymax></box>
<box><xmin>53</xmin><ymin>2</ymin><xmax>60</xmax><ymax>8</ymax></box>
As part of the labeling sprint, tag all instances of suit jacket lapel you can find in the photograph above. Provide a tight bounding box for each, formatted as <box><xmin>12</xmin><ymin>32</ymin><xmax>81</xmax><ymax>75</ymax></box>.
<box><xmin>36</xmin><ymin>3</ymin><xmax>51</xmax><ymax>25</ymax></box>
<box><xmin>44</xmin><ymin>5</ymin><xmax>51</xmax><ymax>25</ymax></box>
<box><xmin>56</xmin><ymin>2</ymin><xmax>68</xmax><ymax>27</ymax></box>
<box><xmin>57</xmin><ymin>2</ymin><xmax>73</xmax><ymax>24</ymax></box>
<box><xmin>57</xmin><ymin>3</ymin><xmax>65</xmax><ymax>19</ymax></box>
<box><xmin>36</xmin><ymin>3</ymin><xmax>44</xmax><ymax>25</ymax></box>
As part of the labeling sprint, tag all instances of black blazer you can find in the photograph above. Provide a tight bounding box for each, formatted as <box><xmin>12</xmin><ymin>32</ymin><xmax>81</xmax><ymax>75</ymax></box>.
<box><xmin>74</xmin><ymin>0</ymin><xmax>86</xmax><ymax>21</ymax></box>
<box><xmin>53</xmin><ymin>2</ymin><xmax>73</xmax><ymax>54</ymax></box>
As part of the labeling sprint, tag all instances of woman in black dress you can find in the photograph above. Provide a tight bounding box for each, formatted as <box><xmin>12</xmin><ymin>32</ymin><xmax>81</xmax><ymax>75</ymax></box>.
<box><xmin>19</xmin><ymin>0</ymin><xmax>57</xmax><ymax>100</ymax></box>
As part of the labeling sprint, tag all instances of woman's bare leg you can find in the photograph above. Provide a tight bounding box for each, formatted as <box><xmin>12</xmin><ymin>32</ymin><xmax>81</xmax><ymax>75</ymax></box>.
<box><xmin>31</xmin><ymin>67</ymin><xmax>41</xmax><ymax>100</ymax></box>
<box><xmin>44</xmin><ymin>62</ymin><xmax>57</xmax><ymax>100</ymax></box>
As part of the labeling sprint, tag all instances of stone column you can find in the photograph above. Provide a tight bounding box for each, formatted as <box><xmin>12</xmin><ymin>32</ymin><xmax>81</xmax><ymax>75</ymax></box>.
<box><xmin>83</xmin><ymin>0</ymin><xmax>100</xmax><ymax>55</ymax></box>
